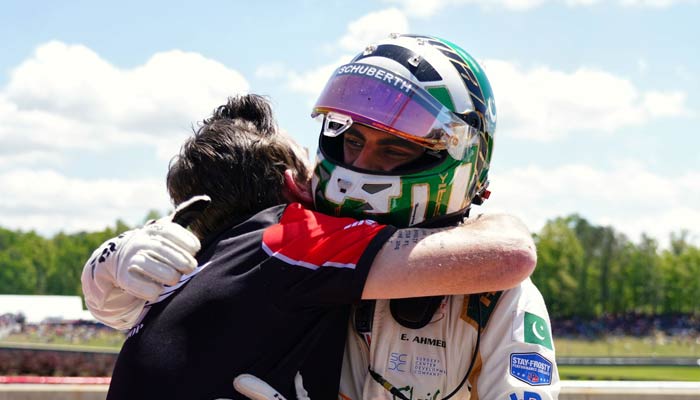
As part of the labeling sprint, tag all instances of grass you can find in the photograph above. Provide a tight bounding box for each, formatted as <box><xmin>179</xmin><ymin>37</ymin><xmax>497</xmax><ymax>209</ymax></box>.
<box><xmin>559</xmin><ymin>365</ymin><xmax>700</xmax><ymax>381</ymax></box>
<box><xmin>551</xmin><ymin>336</ymin><xmax>700</xmax><ymax>381</ymax></box>
<box><xmin>555</xmin><ymin>336</ymin><xmax>700</xmax><ymax>357</ymax></box>
<box><xmin>4</xmin><ymin>333</ymin><xmax>700</xmax><ymax>381</ymax></box>
<box><xmin>0</xmin><ymin>331</ymin><xmax>125</xmax><ymax>349</ymax></box>
<box><xmin>4</xmin><ymin>333</ymin><xmax>700</xmax><ymax>357</ymax></box>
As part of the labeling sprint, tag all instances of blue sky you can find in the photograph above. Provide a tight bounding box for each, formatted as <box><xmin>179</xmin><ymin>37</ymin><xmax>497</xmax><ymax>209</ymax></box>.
<box><xmin>0</xmin><ymin>0</ymin><xmax>697</xmax><ymax>247</ymax></box>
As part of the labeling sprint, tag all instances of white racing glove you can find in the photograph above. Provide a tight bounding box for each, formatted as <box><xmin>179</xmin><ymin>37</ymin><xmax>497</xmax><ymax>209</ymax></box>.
<box><xmin>233</xmin><ymin>372</ymin><xmax>310</xmax><ymax>400</ymax></box>
<box><xmin>81</xmin><ymin>197</ymin><xmax>208</xmax><ymax>330</ymax></box>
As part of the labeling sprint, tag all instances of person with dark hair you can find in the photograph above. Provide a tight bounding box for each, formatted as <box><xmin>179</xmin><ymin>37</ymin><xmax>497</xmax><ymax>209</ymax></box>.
<box><xmin>165</xmin><ymin>119</ymin><xmax>310</xmax><ymax>238</ymax></box>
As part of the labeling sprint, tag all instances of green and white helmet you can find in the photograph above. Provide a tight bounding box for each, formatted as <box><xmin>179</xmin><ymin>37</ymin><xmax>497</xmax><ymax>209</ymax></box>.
<box><xmin>311</xmin><ymin>33</ymin><xmax>496</xmax><ymax>227</ymax></box>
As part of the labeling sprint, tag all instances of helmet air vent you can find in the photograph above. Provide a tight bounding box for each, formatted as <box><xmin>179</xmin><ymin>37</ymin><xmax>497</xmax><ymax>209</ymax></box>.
<box><xmin>362</xmin><ymin>183</ymin><xmax>394</xmax><ymax>195</ymax></box>
<box><xmin>358</xmin><ymin>203</ymin><xmax>374</xmax><ymax>212</ymax></box>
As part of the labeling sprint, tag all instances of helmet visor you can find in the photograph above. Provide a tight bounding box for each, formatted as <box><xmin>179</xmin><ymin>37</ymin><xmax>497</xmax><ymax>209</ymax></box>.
<box><xmin>312</xmin><ymin>63</ymin><xmax>477</xmax><ymax>158</ymax></box>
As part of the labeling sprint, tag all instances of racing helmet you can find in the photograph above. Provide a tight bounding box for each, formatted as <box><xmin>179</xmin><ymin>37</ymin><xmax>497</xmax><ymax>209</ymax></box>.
<box><xmin>311</xmin><ymin>34</ymin><xmax>496</xmax><ymax>227</ymax></box>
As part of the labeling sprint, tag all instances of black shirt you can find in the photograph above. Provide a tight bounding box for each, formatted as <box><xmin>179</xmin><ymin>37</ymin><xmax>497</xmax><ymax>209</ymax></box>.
<box><xmin>107</xmin><ymin>203</ymin><xmax>396</xmax><ymax>400</ymax></box>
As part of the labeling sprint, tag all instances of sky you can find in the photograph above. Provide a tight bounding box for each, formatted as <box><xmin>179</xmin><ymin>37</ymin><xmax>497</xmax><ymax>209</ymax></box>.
<box><xmin>0</xmin><ymin>0</ymin><xmax>698</xmax><ymax>248</ymax></box>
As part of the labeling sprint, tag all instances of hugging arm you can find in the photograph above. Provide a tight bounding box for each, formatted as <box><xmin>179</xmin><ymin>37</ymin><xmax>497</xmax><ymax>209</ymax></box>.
<box><xmin>83</xmin><ymin>210</ymin><xmax>534</xmax><ymax>329</ymax></box>
<box><xmin>81</xmin><ymin>197</ymin><xmax>207</xmax><ymax>330</ymax></box>
<box><xmin>361</xmin><ymin>212</ymin><xmax>536</xmax><ymax>299</ymax></box>
<box><xmin>81</xmin><ymin>221</ymin><xmax>200</xmax><ymax>330</ymax></box>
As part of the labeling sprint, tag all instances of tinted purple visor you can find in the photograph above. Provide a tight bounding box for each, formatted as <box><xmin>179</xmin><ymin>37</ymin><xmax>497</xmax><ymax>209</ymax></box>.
<box><xmin>312</xmin><ymin>63</ymin><xmax>473</xmax><ymax>152</ymax></box>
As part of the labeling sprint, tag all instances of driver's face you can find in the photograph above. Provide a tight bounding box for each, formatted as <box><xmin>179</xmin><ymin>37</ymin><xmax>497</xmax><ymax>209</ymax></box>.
<box><xmin>343</xmin><ymin>124</ymin><xmax>425</xmax><ymax>172</ymax></box>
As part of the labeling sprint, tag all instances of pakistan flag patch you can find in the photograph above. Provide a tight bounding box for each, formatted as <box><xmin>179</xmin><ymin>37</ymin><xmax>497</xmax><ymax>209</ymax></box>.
<box><xmin>512</xmin><ymin>311</ymin><xmax>553</xmax><ymax>350</ymax></box>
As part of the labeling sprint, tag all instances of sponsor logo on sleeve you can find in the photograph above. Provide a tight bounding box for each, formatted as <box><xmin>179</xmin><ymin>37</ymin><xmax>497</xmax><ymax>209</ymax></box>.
<box><xmin>509</xmin><ymin>353</ymin><xmax>553</xmax><ymax>386</ymax></box>
<box><xmin>512</xmin><ymin>311</ymin><xmax>554</xmax><ymax>350</ymax></box>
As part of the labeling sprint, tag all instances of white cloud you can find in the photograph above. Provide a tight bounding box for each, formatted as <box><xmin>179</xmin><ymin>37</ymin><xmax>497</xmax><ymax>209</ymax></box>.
<box><xmin>0</xmin><ymin>151</ymin><xmax>63</xmax><ymax>168</ymax></box>
<box><xmin>0</xmin><ymin>169</ymin><xmax>170</xmax><ymax>234</ymax></box>
<box><xmin>338</xmin><ymin>8</ymin><xmax>410</xmax><ymax>51</ymax></box>
<box><xmin>485</xmin><ymin>161</ymin><xmax>700</xmax><ymax>246</ymax></box>
<box><xmin>281</xmin><ymin>8</ymin><xmax>409</xmax><ymax>102</ymax></box>
<box><xmin>0</xmin><ymin>41</ymin><xmax>250</xmax><ymax>234</ymax></box>
<box><xmin>286</xmin><ymin>55</ymin><xmax>354</xmax><ymax>98</ymax></box>
<box><xmin>482</xmin><ymin>59</ymin><xmax>692</xmax><ymax>141</ymax></box>
<box><xmin>643</xmin><ymin>91</ymin><xmax>690</xmax><ymax>117</ymax></box>
<box><xmin>385</xmin><ymin>0</ymin><xmax>694</xmax><ymax>16</ymax></box>
<box><xmin>384</xmin><ymin>0</ymin><xmax>443</xmax><ymax>16</ymax></box>
<box><xmin>2</xmin><ymin>41</ymin><xmax>249</xmax><ymax>163</ymax></box>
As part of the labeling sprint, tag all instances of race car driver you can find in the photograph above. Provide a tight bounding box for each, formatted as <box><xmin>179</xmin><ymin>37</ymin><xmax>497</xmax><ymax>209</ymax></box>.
<box><xmin>310</xmin><ymin>34</ymin><xmax>561</xmax><ymax>400</ymax></box>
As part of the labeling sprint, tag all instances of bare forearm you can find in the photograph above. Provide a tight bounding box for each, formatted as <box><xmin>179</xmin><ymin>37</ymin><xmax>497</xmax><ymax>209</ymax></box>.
<box><xmin>362</xmin><ymin>213</ymin><xmax>536</xmax><ymax>299</ymax></box>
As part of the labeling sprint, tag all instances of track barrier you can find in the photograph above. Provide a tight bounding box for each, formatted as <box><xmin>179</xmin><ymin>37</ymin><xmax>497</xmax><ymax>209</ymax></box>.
<box><xmin>1</xmin><ymin>378</ymin><xmax>700</xmax><ymax>399</ymax></box>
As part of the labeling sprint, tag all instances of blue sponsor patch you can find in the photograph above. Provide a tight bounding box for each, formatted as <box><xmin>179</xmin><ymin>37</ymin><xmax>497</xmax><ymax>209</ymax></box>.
<box><xmin>510</xmin><ymin>353</ymin><xmax>553</xmax><ymax>386</ymax></box>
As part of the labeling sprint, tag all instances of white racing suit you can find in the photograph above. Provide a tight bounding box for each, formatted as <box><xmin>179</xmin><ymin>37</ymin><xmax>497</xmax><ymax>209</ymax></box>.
<box><xmin>340</xmin><ymin>278</ymin><xmax>560</xmax><ymax>400</ymax></box>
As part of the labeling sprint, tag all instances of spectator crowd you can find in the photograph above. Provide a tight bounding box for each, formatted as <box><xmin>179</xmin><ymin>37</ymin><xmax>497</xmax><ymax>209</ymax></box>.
<box><xmin>553</xmin><ymin>312</ymin><xmax>700</xmax><ymax>340</ymax></box>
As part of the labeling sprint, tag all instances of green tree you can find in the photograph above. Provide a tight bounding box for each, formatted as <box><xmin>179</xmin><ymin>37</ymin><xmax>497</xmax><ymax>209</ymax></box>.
<box><xmin>0</xmin><ymin>221</ymin><xmax>132</xmax><ymax>295</ymax></box>
<box><xmin>533</xmin><ymin>217</ymin><xmax>584</xmax><ymax>318</ymax></box>
<box><xmin>624</xmin><ymin>235</ymin><xmax>662</xmax><ymax>314</ymax></box>
<box><xmin>0</xmin><ymin>229</ymin><xmax>48</xmax><ymax>294</ymax></box>
<box><xmin>566</xmin><ymin>216</ymin><xmax>637</xmax><ymax>316</ymax></box>
<box><xmin>659</xmin><ymin>231</ymin><xmax>700</xmax><ymax>314</ymax></box>
<box><xmin>2</xmin><ymin>212</ymin><xmax>699</xmax><ymax>322</ymax></box>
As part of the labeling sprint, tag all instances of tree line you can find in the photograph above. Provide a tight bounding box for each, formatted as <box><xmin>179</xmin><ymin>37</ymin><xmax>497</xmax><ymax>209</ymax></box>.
<box><xmin>0</xmin><ymin>213</ymin><xmax>698</xmax><ymax>319</ymax></box>
<box><xmin>533</xmin><ymin>215</ymin><xmax>700</xmax><ymax>318</ymax></box>
<box><xmin>0</xmin><ymin>221</ymin><xmax>130</xmax><ymax>297</ymax></box>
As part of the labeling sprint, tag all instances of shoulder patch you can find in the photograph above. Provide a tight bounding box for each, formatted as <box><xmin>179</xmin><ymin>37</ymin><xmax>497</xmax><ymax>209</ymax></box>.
<box><xmin>509</xmin><ymin>352</ymin><xmax>553</xmax><ymax>386</ymax></box>
<box><xmin>512</xmin><ymin>310</ymin><xmax>554</xmax><ymax>350</ymax></box>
